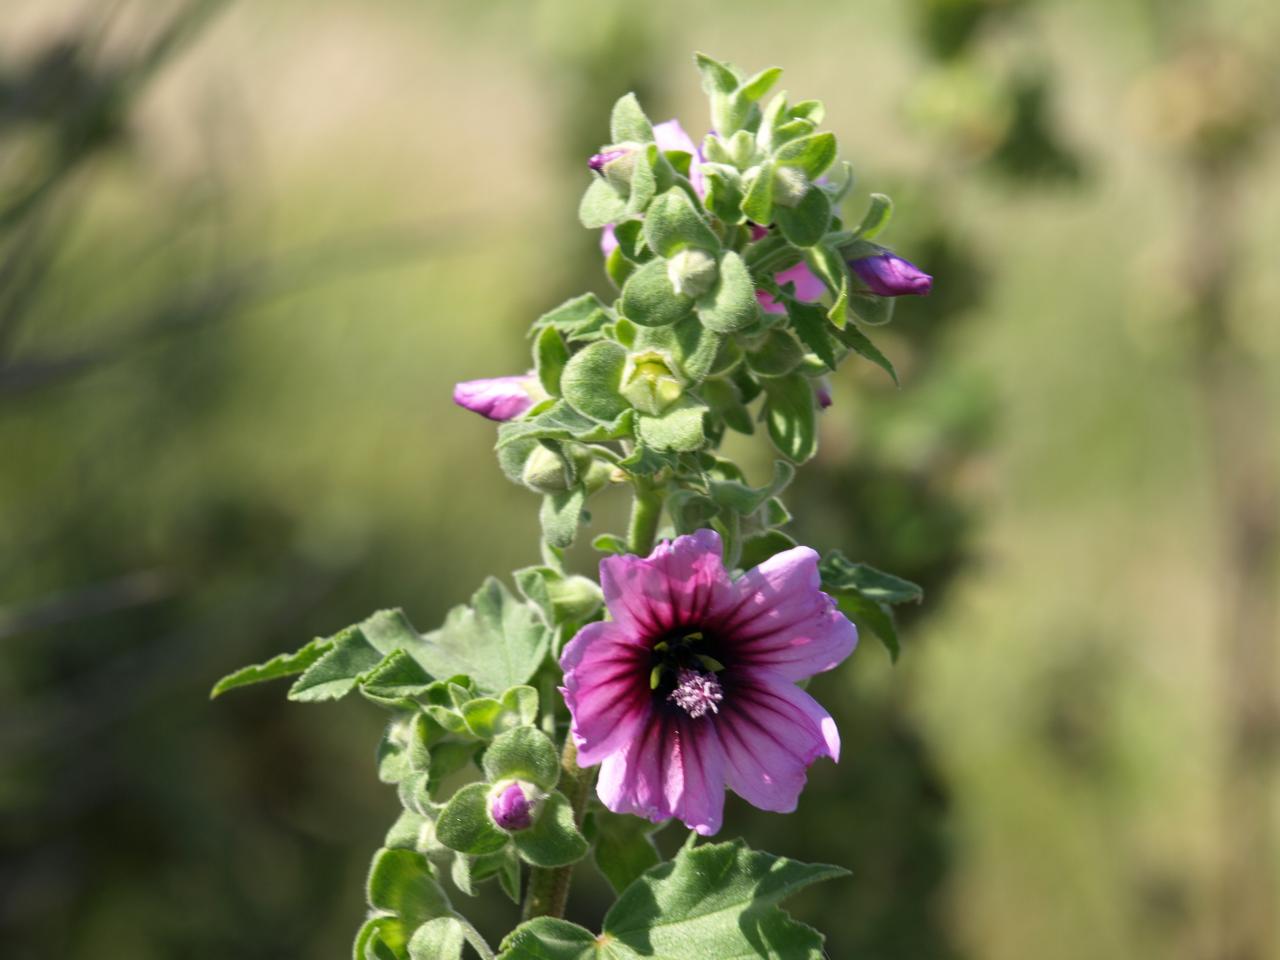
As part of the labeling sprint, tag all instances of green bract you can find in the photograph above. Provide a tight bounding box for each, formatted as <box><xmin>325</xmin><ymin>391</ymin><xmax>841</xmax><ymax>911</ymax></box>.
<box><xmin>213</xmin><ymin>51</ymin><xmax>931</xmax><ymax>960</ymax></box>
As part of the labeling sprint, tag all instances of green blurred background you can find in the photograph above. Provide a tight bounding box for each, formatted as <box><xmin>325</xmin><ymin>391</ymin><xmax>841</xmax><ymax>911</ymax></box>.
<box><xmin>2</xmin><ymin>1</ymin><xmax>1278</xmax><ymax>958</ymax></box>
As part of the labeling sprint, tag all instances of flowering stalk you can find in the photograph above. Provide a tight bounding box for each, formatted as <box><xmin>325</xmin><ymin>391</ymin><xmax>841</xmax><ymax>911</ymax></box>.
<box><xmin>214</xmin><ymin>52</ymin><xmax>930</xmax><ymax>959</ymax></box>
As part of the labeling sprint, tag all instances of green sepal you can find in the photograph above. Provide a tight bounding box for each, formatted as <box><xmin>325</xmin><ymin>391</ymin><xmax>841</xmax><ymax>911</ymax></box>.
<box><xmin>482</xmin><ymin>725</ymin><xmax>560</xmax><ymax>790</ymax></box>
<box><xmin>512</xmin><ymin>791</ymin><xmax>589</xmax><ymax>867</ymax></box>
<box><xmin>635</xmin><ymin>397</ymin><xmax>708</xmax><ymax>452</ymax></box>
<box><xmin>534</xmin><ymin>327</ymin><xmax>570</xmax><ymax>397</ymax></box>
<box><xmin>611</xmin><ymin>220</ymin><xmax>649</xmax><ymax>262</ymax></box>
<box><xmin>620</xmin><ymin>258</ymin><xmax>695</xmax><ymax>327</ymax></box>
<box><xmin>561</xmin><ymin>340</ymin><xmax>629</xmax><ymax>421</ymax></box>
<box><xmin>694</xmin><ymin>251</ymin><xmax>758</xmax><ymax>333</ymax></box>
<box><xmin>436</xmin><ymin>783</ymin><xmax>509</xmax><ymax>856</ymax></box>
<box><xmin>643</xmin><ymin>188</ymin><xmax>720</xmax><ymax>257</ymax></box>
<box><xmin>762</xmin><ymin>371</ymin><xmax>818</xmax><ymax>463</ymax></box>
<box><xmin>591</xmin><ymin>534</ymin><xmax>629</xmax><ymax>555</ymax></box>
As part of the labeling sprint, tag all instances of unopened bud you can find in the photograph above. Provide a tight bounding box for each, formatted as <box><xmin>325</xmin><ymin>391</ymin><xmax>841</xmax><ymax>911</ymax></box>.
<box><xmin>772</xmin><ymin>166</ymin><xmax>810</xmax><ymax>208</ymax></box>
<box><xmin>489</xmin><ymin>781</ymin><xmax>540</xmax><ymax>832</ymax></box>
<box><xmin>621</xmin><ymin>351</ymin><xmax>684</xmax><ymax>416</ymax></box>
<box><xmin>521</xmin><ymin>444</ymin><xmax>595</xmax><ymax>493</ymax></box>
<box><xmin>666</xmin><ymin>248</ymin><xmax>719</xmax><ymax>298</ymax></box>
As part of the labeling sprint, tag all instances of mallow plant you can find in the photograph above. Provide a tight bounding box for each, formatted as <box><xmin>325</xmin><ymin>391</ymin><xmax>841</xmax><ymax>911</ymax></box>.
<box><xmin>214</xmin><ymin>52</ymin><xmax>930</xmax><ymax>959</ymax></box>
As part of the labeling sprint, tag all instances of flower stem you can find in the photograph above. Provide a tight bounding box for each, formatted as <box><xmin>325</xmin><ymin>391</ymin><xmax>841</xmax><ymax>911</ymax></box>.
<box><xmin>521</xmin><ymin>739</ymin><xmax>595</xmax><ymax>920</ymax></box>
<box><xmin>626</xmin><ymin>480</ymin><xmax>663</xmax><ymax>556</ymax></box>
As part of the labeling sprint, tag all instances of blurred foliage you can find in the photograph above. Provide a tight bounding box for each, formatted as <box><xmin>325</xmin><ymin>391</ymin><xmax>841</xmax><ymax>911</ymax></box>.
<box><xmin>1</xmin><ymin>2</ymin><xmax>1277</xmax><ymax>960</ymax></box>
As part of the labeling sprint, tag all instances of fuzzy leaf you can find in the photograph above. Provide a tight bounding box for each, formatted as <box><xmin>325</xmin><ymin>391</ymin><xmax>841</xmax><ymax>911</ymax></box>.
<box><xmin>580</xmin><ymin>177</ymin><xmax>628</xmax><ymax>229</ymax></box>
<box><xmin>635</xmin><ymin>398</ymin><xmax>707</xmax><ymax>453</ymax></box>
<box><xmin>773</xmin><ymin>186</ymin><xmax>831</xmax><ymax>248</ymax></box>
<box><xmin>609</xmin><ymin>93</ymin><xmax>654</xmax><ymax>144</ymax></box>
<box><xmin>512</xmin><ymin>792</ymin><xmax>589</xmax><ymax>867</ymax></box>
<box><xmin>761</xmin><ymin>372</ymin><xmax>818</xmax><ymax>464</ymax></box>
<box><xmin>621</xmin><ymin>259</ymin><xmax>696</xmax><ymax>327</ymax></box>
<box><xmin>540</xmin><ymin>486</ymin><xmax>587</xmax><ymax>549</ymax></box>
<box><xmin>695</xmin><ymin>251</ymin><xmax>759</xmax><ymax>333</ymax></box>
<box><xmin>482</xmin><ymin>726</ymin><xmax>561</xmax><ymax>790</ymax></box>
<box><xmin>644</xmin><ymin>188</ymin><xmax>720</xmax><ymax>257</ymax></box>
<box><xmin>210</xmin><ymin>637</ymin><xmax>330</xmax><ymax>698</ymax></box>
<box><xmin>561</xmin><ymin>340</ymin><xmax>629</xmax><ymax>421</ymax></box>
<box><xmin>437</xmin><ymin>783</ymin><xmax>509</xmax><ymax>856</ymax></box>
<box><xmin>831</xmin><ymin>321</ymin><xmax>898</xmax><ymax>384</ymax></box>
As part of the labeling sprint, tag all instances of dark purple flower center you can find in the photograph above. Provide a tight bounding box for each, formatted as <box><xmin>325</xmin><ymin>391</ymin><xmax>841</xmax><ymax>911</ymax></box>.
<box><xmin>649</xmin><ymin>626</ymin><xmax>728</xmax><ymax>719</ymax></box>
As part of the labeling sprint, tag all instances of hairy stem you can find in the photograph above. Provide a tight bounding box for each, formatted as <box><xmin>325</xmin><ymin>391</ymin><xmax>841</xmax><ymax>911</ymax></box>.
<box><xmin>521</xmin><ymin>740</ymin><xmax>595</xmax><ymax>920</ymax></box>
<box><xmin>626</xmin><ymin>480</ymin><xmax>663</xmax><ymax>556</ymax></box>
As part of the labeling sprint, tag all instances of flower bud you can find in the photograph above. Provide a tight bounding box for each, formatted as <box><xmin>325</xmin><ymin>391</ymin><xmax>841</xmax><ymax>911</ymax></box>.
<box><xmin>489</xmin><ymin>781</ymin><xmax>540</xmax><ymax>832</ymax></box>
<box><xmin>815</xmin><ymin>376</ymin><xmax>833</xmax><ymax>410</ymax></box>
<box><xmin>621</xmin><ymin>351</ymin><xmax>684</xmax><ymax>416</ymax></box>
<box><xmin>588</xmin><ymin>149</ymin><xmax>627</xmax><ymax>173</ymax></box>
<box><xmin>521</xmin><ymin>443</ymin><xmax>595</xmax><ymax>493</ymax></box>
<box><xmin>588</xmin><ymin>143</ymin><xmax>644</xmax><ymax>193</ymax></box>
<box><xmin>771</xmin><ymin>166</ymin><xmax>810</xmax><ymax>208</ymax></box>
<box><xmin>544</xmin><ymin>573</ymin><xmax>604</xmax><ymax>622</ymax></box>
<box><xmin>849</xmin><ymin>250</ymin><xmax>933</xmax><ymax>297</ymax></box>
<box><xmin>666</xmin><ymin>248</ymin><xmax>719</xmax><ymax>298</ymax></box>
<box><xmin>453</xmin><ymin>374</ymin><xmax>541</xmax><ymax>421</ymax></box>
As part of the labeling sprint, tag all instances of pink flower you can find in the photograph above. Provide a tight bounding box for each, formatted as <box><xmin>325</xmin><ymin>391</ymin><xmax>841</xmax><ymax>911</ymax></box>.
<box><xmin>652</xmin><ymin>119</ymin><xmax>705</xmax><ymax>199</ymax></box>
<box><xmin>849</xmin><ymin>251</ymin><xmax>933</xmax><ymax>297</ymax></box>
<box><xmin>560</xmin><ymin>530</ymin><xmax>856</xmax><ymax>835</ymax></box>
<box><xmin>489</xmin><ymin>782</ymin><xmax>535</xmax><ymax>831</ymax></box>
<box><xmin>452</xmin><ymin>374</ymin><xmax>540</xmax><ymax>421</ymax></box>
<box><xmin>756</xmin><ymin>261</ymin><xmax>828</xmax><ymax>315</ymax></box>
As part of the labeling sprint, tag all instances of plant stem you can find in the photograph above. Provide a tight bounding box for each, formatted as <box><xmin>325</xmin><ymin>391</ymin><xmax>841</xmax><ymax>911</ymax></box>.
<box><xmin>626</xmin><ymin>479</ymin><xmax>663</xmax><ymax>556</ymax></box>
<box><xmin>521</xmin><ymin>739</ymin><xmax>595</xmax><ymax>921</ymax></box>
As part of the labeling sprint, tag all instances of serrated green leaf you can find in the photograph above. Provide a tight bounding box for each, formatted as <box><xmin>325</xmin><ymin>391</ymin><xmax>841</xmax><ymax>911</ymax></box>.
<box><xmin>417</xmin><ymin>579</ymin><xmax>552</xmax><ymax>695</ymax></box>
<box><xmin>532</xmin><ymin>293</ymin><xmax>613</xmax><ymax>342</ymax></box>
<box><xmin>561</xmin><ymin>340</ymin><xmax>629</xmax><ymax>421</ymax></box>
<box><xmin>786</xmin><ymin>300</ymin><xmax>837</xmax><ymax>370</ymax></box>
<box><xmin>360</xmin><ymin>650</ymin><xmax>435</xmax><ymax>707</ymax></box>
<box><xmin>695</xmin><ymin>251</ymin><xmax>758</xmax><ymax>334</ymax></box>
<box><xmin>288</xmin><ymin>628</ymin><xmax>384</xmax><ymax>702</ymax></box>
<box><xmin>513</xmin><ymin>792</ymin><xmax>589</xmax><ymax>867</ymax></box>
<box><xmin>819</xmin><ymin>552</ymin><xmax>924</xmax><ymax>604</ymax></box>
<box><xmin>482</xmin><ymin>726</ymin><xmax>560</xmax><ymax>790</ymax></box>
<box><xmin>620</xmin><ymin>259</ymin><xmax>696</xmax><ymax>328</ymax></box>
<box><xmin>437</xmin><ymin>783</ymin><xmax>509</xmax><ymax>856</ymax></box>
<box><xmin>210</xmin><ymin>636</ymin><xmax>331</xmax><ymax>698</ymax></box>
<box><xmin>831</xmin><ymin>321</ymin><xmax>898</xmax><ymax>384</ymax></box>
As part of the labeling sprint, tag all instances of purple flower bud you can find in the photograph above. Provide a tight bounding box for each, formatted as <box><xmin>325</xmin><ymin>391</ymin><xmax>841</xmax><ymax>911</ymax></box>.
<box><xmin>815</xmin><ymin>377</ymin><xmax>833</xmax><ymax>410</ymax></box>
<box><xmin>588</xmin><ymin>149</ymin><xmax>628</xmax><ymax>173</ymax></box>
<box><xmin>849</xmin><ymin>251</ymin><xmax>933</xmax><ymax>297</ymax></box>
<box><xmin>489</xmin><ymin>782</ymin><xmax>534</xmax><ymax>832</ymax></box>
<box><xmin>452</xmin><ymin>374</ymin><xmax>540</xmax><ymax>422</ymax></box>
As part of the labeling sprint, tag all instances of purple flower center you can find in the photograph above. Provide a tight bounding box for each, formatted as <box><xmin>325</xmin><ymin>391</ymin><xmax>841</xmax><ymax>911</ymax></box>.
<box><xmin>668</xmin><ymin>668</ymin><xmax>723</xmax><ymax>719</ymax></box>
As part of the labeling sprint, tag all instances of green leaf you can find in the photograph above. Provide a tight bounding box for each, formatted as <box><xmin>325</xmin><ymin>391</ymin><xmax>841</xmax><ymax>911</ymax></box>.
<box><xmin>514</xmin><ymin>566</ymin><xmax>603</xmax><ymax>625</ymax></box>
<box><xmin>498</xmin><ymin>839</ymin><xmax>845</xmax><ymax>959</ymax></box>
<box><xmin>632</xmin><ymin>314</ymin><xmax>722</xmax><ymax>383</ymax></box>
<box><xmin>461</xmin><ymin>685</ymin><xmax>538</xmax><ymax>739</ymax></box>
<box><xmin>407</xmin><ymin>918</ymin><xmax>467</xmax><ymax>960</ymax></box>
<box><xmin>540</xmin><ymin>486</ymin><xmax>587</xmax><ymax>549</ymax></box>
<box><xmin>701</xmin><ymin>165</ymin><xmax>744</xmax><ymax>224</ymax></box>
<box><xmin>847</xmin><ymin>292</ymin><xmax>895</xmax><ymax>327</ymax></box>
<box><xmin>833</xmin><ymin>590</ymin><xmax>900</xmax><ymax>661</ymax></box>
<box><xmin>855</xmin><ymin>192</ymin><xmax>893</xmax><ymax>239</ymax></box>
<box><xmin>620</xmin><ymin>259</ymin><xmax>695</xmax><ymax>328</ymax></box>
<box><xmin>361</xmin><ymin>651</ymin><xmax>435</xmax><ymax>708</ymax></box>
<box><xmin>773</xmin><ymin>187</ymin><xmax>831</xmax><ymax>248</ymax></box>
<box><xmin>535</xmin><ymin>327</ymin><xmax>570</xmax><ymax>397</ymax></box>
<box><xmin>592</xmin><ymin>534</ymin><xmax>629</xmax><ymax>555</ymax></box>
<box><xmin>635</xmin><ymin>397</ymin><xmax>707</xmax><ymax>452</ymax></box>
<box><xmin>609</xmin><ymin>92</ymin><xmax>654</xmax><ymax>144</ymax></box>
<box><xmin>708</xmin><ymin>460</ymin><xmax>795</xmax><ymax>516</ymax></box>
<box><xmin>579</xmin><ymin>177</ymin><xmax>627</xmax><ymax>229</ymax></box>
<box><xmin>819</xmin><ymin>553</ymin><xmax>924</xmax><ymax>604</ymax></box>
<box><xmin>591</xmin><ymin>811</ymin><xmax>662</xmax><ymax>895</ymax></box>
<box><xmin>831</xmin><ymin>321</ymin><xmax>898</xmax><ymax>384</ymax></box>
<box><xmin>625</xmin><ymin>145</ymin><xmax>657</xmax><ymax>215</ymax></box>
<box><xmin>741</xmin><ymin>162</ymin><xmax>775</xmax><ymax>226</ymax></box>
<box><xmin>288</xmin><ymin>628</ymin><xmax>384</xmax><ymax>702</ymax></box>
<box><xmin>694</xmin><ymin>52</ymin><xmax>739</xmax><ymax>94</ymax></box>
<box><xmin>366</xmin><ymin>847</ymin><xmax>453</xmax><ymax>928</ymax></box>
<box><xmin>210</xmin><ymin>636</ymin><xmax>330</xmax><ymax>698</ymax></box>
<box><xmin>774</xmin><ymin>132</ymin><xmax>836</xmax><ymax>180</ymax></box>
<box><xmin>741</xmin><ymin>65</ymin><xmax>783</xmax><ymax>101</ymax></box>
<box><xmin>561</xmin><ymin>340</ymin><xmax>629</xmax><ymax>421</ymax></box>
<box><xmin>761</xmin><ymin>372</ymin><xmax>818</xmax><ymax>463</ymax></box>
<box><xmin>437</xmin><ymin>783</ymin><xmax>509</xmax><ymax>856</ymax></box>
<box><xmin>745</xmin><ymin>328</ymin><xmax>804</xmax><ymax>377</ymax></box>
<box><xmin>739</xmin><ymin>530</ymin><xmax>799</xmax><ymax>570</ymax></box>
<box><xmin>643</xmin><ymin>189</ymin><xmax>720</xmax><ymax>257</ymax></box>
<box><xmin>786</xmin><ymin>300</ymin><xmax>837</xmax><ymax>370</ymax></box>
<box><xmin>497</xmin><ymin>401</ymin><xmax>634</xmax><ymax>449</ymax></box>
<box><xmin>513</xmin><ymin>791</ymin><xmax>589</xmax><ymax>867</ymax></box>
<box><xmin>533</xmin><ymin>293</ymin><xmax>612</xmax><ymax>342</ymax></box>
<box><xmin>384</xmin><ymin>809</ymin><xmax>428</xmax><ymax>850</ymax></box>
<box><xmin>695</xmin><ymin>251</ymin><xmax>759</xmax><ymax>333</ymax></box>
<box><xmin>700</xmin><ymin>376</ymin><xmax>753</xmax><ymax>435</ymax></box>
<box><xmin>417</xmin><ymin>579</ymin><xmax>552</xmax><ymax>695</ymax></box>
<box><xmin>482</xmin><ymin>726</ymin><xmax>560</xmax><ymax>790</ymax></box>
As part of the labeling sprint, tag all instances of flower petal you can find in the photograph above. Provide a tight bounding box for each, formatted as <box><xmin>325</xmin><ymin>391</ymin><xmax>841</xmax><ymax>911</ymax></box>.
<box><xmin>596</xmin><ymin>706</ymin><xmax>727</xmax><ymax>835</ymax></box>
<box><xmin>756</xmin><ymin>261</ymin><xmax>828</xmax><ymax>314</ymax></box>
<box><xmin>452</xmin><ymin>375</ymin><xmax>538</xmax><ymax>421</ymax></box>
<box><xmin>599</xmin><ymin>529</ymin><xmax>735</xmax><ymax>638</ymax></box>
<box><xmin>560</xmin><ymin>621</ymin><xmax>652</xmax><ymax>767</ymax></box>
<box><xmin>716</xmin><ymin>546</ymin><xmax>857</xmax><ymax>681</ymax></box>
<box><xmin>653</xmin><ymin>119</ymin><xmax>705</xmax><ymax>198</ymax></box>
<box><xmin>717</xmin><ymin>670</ymin><xmax>840</xmax><ymax>814</ymax></box>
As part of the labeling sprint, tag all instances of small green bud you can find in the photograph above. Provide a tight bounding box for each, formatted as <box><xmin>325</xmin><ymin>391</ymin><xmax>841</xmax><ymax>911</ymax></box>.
<box><xmin>543</xmin><ymin>574</ymin><xmax>604</xmax><ymax>622</ymax></box>
<box><xmin>666</xmin><ymin>248</ymin><xmax>719</xmax><ymax>298</ymax></box>
<box><xmin>621</xmin><ymin>351</ymin><xmax>684</xmax><ymax>416</ymax></box>
<box><xmin>520</xmin><ymin>444</ymin><xmax>594</xmax><ymax>493</ymax></box>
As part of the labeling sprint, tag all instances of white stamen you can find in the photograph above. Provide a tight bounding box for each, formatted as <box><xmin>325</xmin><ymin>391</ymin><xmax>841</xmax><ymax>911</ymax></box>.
<box><xmin>668</xmin><ymin>668</ymin><xmax>724</xmax><ymax>719</ymax></box>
